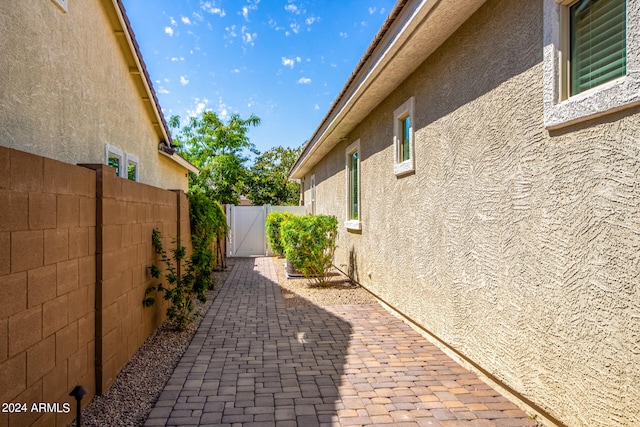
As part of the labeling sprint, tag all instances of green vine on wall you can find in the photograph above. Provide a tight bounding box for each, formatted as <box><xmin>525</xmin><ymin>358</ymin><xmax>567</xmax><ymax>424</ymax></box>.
<box><xmin>143</xmin><ymin>229</ymin><xmax>199</xmax><ymax>331</ymax></box>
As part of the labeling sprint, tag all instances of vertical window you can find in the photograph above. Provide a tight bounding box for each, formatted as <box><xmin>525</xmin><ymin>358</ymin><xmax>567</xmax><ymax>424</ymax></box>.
<box><xmin>310</xmin><ymin>174</ymin><xmax>316</xmax><ymax>215</ymax></box>
<box><xmin>105</xmin><ymin>144</ymin><xmax>124</xmax><ymax>177</ymax></box>
<box><xmin>401</xmin><ymin>116</ymin><xmax>411</xmax><ymax>162</ymax></box>
<box><xmin>126</xmin><ymin>154</ymin><xmax>139</xmax><ymax>181</ymax></box>
<box><xmin>569</xmin><ymin>0</ymin><xmax>626</xmax><ymax>96</ymax></box>
<box><xmin>350</xmin><ymin>151</ymin><xmax>358</xmax><ymax>220</ymax></box>
<box><xmin>393</xmin><ymin>97</ymin><xmax>415</xmax><ymax>176</ymax></box>
<box><xmin>345</xmin><ymin>140</ymin><xmax>361</xmax><ymax>230</ymax></box>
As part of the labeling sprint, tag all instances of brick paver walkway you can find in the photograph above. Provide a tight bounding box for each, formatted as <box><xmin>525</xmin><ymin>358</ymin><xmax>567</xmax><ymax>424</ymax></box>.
<box><xmin>145</xmin><ymin>257</ymin><xmax>537</xmax><ymax>427</ymax></box>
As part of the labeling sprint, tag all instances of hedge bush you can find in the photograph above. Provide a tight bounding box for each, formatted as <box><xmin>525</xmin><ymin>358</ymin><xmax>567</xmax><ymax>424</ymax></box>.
<box><xmin>266</xmin><ymin>211</ymin><xmax>294</xmax><ymax>255</ymax></box>
<box><xmin>187</xmin><ymin>192</ymin><xmax>228</xmax><ymax>296</ymax></box>
<box><xmin>281</xmin><ymin>214</ymin><xmax>338</xmax><ymax>286</ymax></box>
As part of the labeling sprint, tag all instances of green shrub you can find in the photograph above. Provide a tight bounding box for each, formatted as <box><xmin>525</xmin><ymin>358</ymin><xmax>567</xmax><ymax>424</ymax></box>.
<box><xmin>188</xmin><ymin>192</ymin><xmax>228</xmax><ymax>295</ymax></box>
<box><xmin>281</xmin><ymin>214</ymin><xmax>338</xmax><ymax>286</ymax></box>
<box><xmin>143</xmin><ymin>229</ymin><xmax>198</xmax><ymax>331</ymax></box>
<box><xmin>266</xmin><ymin>211</ymin><xmax>294</xmax><ymax>255</ymax></box>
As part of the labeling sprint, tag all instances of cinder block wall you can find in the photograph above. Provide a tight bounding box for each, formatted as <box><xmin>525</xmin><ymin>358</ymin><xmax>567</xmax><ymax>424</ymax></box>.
<box><xmin>0</xmin><ymin>147</ymin><xmax>97</xmax><ymax>427</ymax></box>
<box><xmin>0</xmin><ymin>147</ymin><xmax>192</xmax><ymax>426</ymax></box>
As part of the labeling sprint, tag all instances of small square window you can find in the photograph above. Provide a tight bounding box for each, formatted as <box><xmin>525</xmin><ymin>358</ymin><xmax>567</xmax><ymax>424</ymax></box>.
<box><xmin>105</xmin><ymin>144</ymin><xmax>124</xmax><ymax>177</ymax></box>
<box><xmin>393</xmin><ymin>97</ymin><xmax>415</xmax><ymax>176</ymax></box>
<box><xmin>126</xmin><ymin>154</ymin><xmax>139</xmax><ymax>181</ymax></box>
<box><xmin>108</xmin><ymin>156</ymin><xmax>121</xmax><ymax>176</ymax></box>
<box><xmin>345</xmin><ymin>140</ymin><xmax>361</xmax><ymax>230</ymax></box>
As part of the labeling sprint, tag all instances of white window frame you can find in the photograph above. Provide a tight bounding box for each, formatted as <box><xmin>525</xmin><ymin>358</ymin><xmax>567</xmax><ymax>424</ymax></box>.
<box><xmin>345</xmin><ymin>140</ymin><xmax>361</xmax><ymax>231</ymax></box>
<box><xmin>543</xmin><ymin>0</ymin><xmax>640</xmax><ymax>129</ymax></box>
<box><xmin>393</xmin><ymin>97</ymin><xmax>416</xmax><ymax>176</ymax></box>
<box><xmin>125</xmin><ymin>154</ymin><xmax>139</xmax><ymax>182</ymax></box>
<box><xmin>310</xmin><ymin>174</ymin><xmax>316</xmax><ymax>215</ymax></box>
<box><xmin>51</xmin><ymin>0</ymin><xmax>68</xmax><ymax>13</ymax></box>
<box><xmin>105</xmin><ymin>144</ymin><xmax>124</xmax><ymax>178</ymax></box>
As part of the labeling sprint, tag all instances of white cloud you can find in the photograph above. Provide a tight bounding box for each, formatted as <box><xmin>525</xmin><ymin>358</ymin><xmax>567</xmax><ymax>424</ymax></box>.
<box><xmin>281</xmin><ymin>56</ymin><xmax>301</xmax><ymax>68</ymax></box>
<box><xmin>181</xmin><ymin>16</ymin><xmax>191</xmax><ymax>25</ymax></box>
<box><xmin>164</xmin><ymin>27</ymin><xmax>174</xmax><ymax>36</ymax></box>
<box><xmin>225</xmin><ymin>25</ymin><xmax>238</xmax><ymax>40</ymax></box>
<box><xmin>180</xmin><ymin>76</ymin><xmax>189</xmax><ymax>85</ymax></box>
<box><xmin>285</xmin><ymin>1</ymin><xmax>305</xmax><ymax>15</ymax></box>
<box><xmin>339</xmin><ymin>31</ymin><xmax>348</xmax><ymax>38</ymax></box>
<box><xmin>314</xmin><ymin>104</ymin><xmax>320</xmax><ymax>110</ymax></box>
<box><xmin>305</xmin><ymin>16</ymin><xmax>318</xmax><ymax>25</ymax></box>
<box><xmin>158</xmin><ymin>86</ymin><xmax>170</xmax><ymax>94</ymax></box>
<box><xmin>368</xmin><ymin>7</ymin><xmax>376</xmax><ymax>14</ymax></box>
<box><xmin>170</xmin><ymin>17</ymin><xmax>177</xmax><ymax>26</ymax></box>
<box><xmin>187</xmin><ymin>98</ymin><xmax>210</xmax><ymax>117</ymax></box>
<box><xmin>201</xmin><ymin>1</ymin><xmax>226</xmax><ymax>17</ymax></box>
<box><xmin>217</xmin><ymin>98</ymin><xmax>230</xmax><ymax>119</ymax></box>
<box><xmin>231</xmin><ymin>68</ymin><xmax>241</xmax><ymax>73</ymax></box>
<box><xmin>290</xmin><ymin>23</ymin><xmax>300</xmax><ymax>34</ymax></box>
<box><xmin>297</xmin><ymin>77</ymin><xmax>311</xmax><ymax>84</ymax></box>
<box><xmin>241</xmin><ymin>26</ymin><xmax>257</xmax><ymax>45</ymax></box>
<box><xmin>240</xmin><ymin>0</ymin><xmax>260</xmax><ymax>21</ymax></box>
<box><xmin>170</xmin><ymin>57</ymin><xmax>185</xmax><ymax>62</ymax></box>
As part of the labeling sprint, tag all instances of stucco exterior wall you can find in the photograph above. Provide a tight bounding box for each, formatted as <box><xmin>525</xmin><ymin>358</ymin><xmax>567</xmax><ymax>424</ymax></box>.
<box><xmin>0</xmin><ymin>0</ymin><xmax>188</xmax><ymax>191</ymax></box>
<box><xmin>303</xmin><ymin>1</ymin><xmax>640</xmax><ymax>425</ymax></box>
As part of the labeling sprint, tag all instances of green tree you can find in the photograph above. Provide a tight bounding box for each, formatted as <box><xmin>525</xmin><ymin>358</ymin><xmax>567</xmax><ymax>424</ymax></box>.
<box><xmin>169</xmin><ymin>112</ymin><xmax>260</xmax><ymax>204</ymax></box>
<box><xmin>247</xmin><ymin>145</ymin><xmax>301</xmax><ymax>205</ymax></box>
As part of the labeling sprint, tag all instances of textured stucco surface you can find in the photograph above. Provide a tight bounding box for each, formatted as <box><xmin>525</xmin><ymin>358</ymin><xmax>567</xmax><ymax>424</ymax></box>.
<box><xmin>0</xmin><ymin>0</ymin><xmax>188</xmax><ymax>190</ymax></box>
<box><xmin>303</xmin><ymin>1</ymin><xmax>640</xmax><ymax>425</ymax></box>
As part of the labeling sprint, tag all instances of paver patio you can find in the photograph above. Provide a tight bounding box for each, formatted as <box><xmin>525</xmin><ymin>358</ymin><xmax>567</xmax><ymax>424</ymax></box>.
<box><xmin>144</xmin><ymin>257</ymin><xmax>538</xmax><ymax>427</ymax></box>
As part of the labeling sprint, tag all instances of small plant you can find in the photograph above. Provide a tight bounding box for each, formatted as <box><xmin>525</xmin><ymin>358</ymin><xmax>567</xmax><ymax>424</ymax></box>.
<box><xmin>143</xmin><ymin>229</ymin><xmax>198</xmax><ymax>331</ymax></box>
<box><xmin>281</xmin><ymin>214</ymin><xmax>338</xmax><ymax>286</ymax></box>
<box><xmin>266</xmin><ymin>211</ymin><xmax>294</xmax><ymax>256</ymax></box>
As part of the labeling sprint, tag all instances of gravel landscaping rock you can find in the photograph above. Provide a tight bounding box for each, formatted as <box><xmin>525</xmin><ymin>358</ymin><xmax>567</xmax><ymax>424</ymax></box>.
<box><xmin>273</xmin><ymin>256</ymin><xmax>378</xmax><ymax>307</ymax></box>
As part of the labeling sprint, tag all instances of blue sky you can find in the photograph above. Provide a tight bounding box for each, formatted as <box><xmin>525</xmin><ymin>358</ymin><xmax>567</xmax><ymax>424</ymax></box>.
<box><xmin>121</xmin><ymin>0</ymin><xmax>397</xmax><ymax>155</ymax></box>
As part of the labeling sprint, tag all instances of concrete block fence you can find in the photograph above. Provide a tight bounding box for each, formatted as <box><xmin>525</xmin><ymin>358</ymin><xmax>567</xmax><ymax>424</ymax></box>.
<box><xmin>0</xmin><ymin>146</ymin><xmax>191</xmax><ymax>427</ymax></box>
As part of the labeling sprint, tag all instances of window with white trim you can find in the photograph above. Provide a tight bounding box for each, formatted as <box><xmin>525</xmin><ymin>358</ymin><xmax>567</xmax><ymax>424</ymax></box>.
<box><xmin>393</xmin><ymin>97</ymin><xmax>415</xmax><ymax>176</ymax></box>
<box><xmin>345</xmin><ymin>140</ymin><xmax>361</xmax><ymax>230</ymax></box>
<box><xmin>544</xmin><ymin>0</ymin><xmax>639</xmax><ymax>129</ymax></box>
<box><xmin>51</xmin><ymin>0</ymin><xmax>68</xmax><ymax>13</ymax></box>
<box><xmin>126</xmin><ymin>154</ymin><xmax>139</xmax><ymax>181</ymax></box>
<box><xmin>105</xmin><ymin>144</ymin><xmax>124</xmax><ymax>177</ymax></box>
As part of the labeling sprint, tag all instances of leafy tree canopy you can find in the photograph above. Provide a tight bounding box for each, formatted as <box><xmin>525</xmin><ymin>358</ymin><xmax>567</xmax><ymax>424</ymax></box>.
<box><xmin>246</xmin><ymin>145</ymin><xmax>301</xmax><ymax>206</ymax></box>
<box><xmin>169</xmin><ymin>111</ymin><xmax>260</xmax><ymax>204</ymax></box>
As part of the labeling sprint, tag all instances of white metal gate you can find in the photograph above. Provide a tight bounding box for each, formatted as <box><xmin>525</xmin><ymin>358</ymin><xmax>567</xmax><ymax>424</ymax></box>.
<box><xmin>226</xmin><ymin>205</ymin><xmax>307</xmax><ymax>257</ymax></box>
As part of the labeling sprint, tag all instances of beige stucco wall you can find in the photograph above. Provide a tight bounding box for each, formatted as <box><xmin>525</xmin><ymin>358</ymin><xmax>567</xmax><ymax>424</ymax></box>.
<box><xmin>0</xmin><ymin>0</ymin><xmax>188</xmax><ymax>191</ymax></box>
<box><xmin>303</xmin><ymin>1</ymin><xmax>640</xmax><ymax>426</ymax></box>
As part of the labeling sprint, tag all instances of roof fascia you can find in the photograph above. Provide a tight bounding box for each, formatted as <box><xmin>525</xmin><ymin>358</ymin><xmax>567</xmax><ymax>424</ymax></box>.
<box><xmin>103</xmin><ymin>0</ymin><xmax>199</xmax><ymax>174</ymax></box>
<box><xmin>290</xmin><ymin>0</ymin><xmax>487</xmax><ymax>179</ymax></box>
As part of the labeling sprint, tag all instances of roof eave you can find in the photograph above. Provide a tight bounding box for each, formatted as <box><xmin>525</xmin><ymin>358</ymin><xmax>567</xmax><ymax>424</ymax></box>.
<box><xmin>105</xmin><ymin>0</ymin><xmax>199</xmax><ymax>174</ymax></box>
<box><xmin>290</xmin><ymin>0</ymin><xmax>487</xmax><ymax>179</ymax></box>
